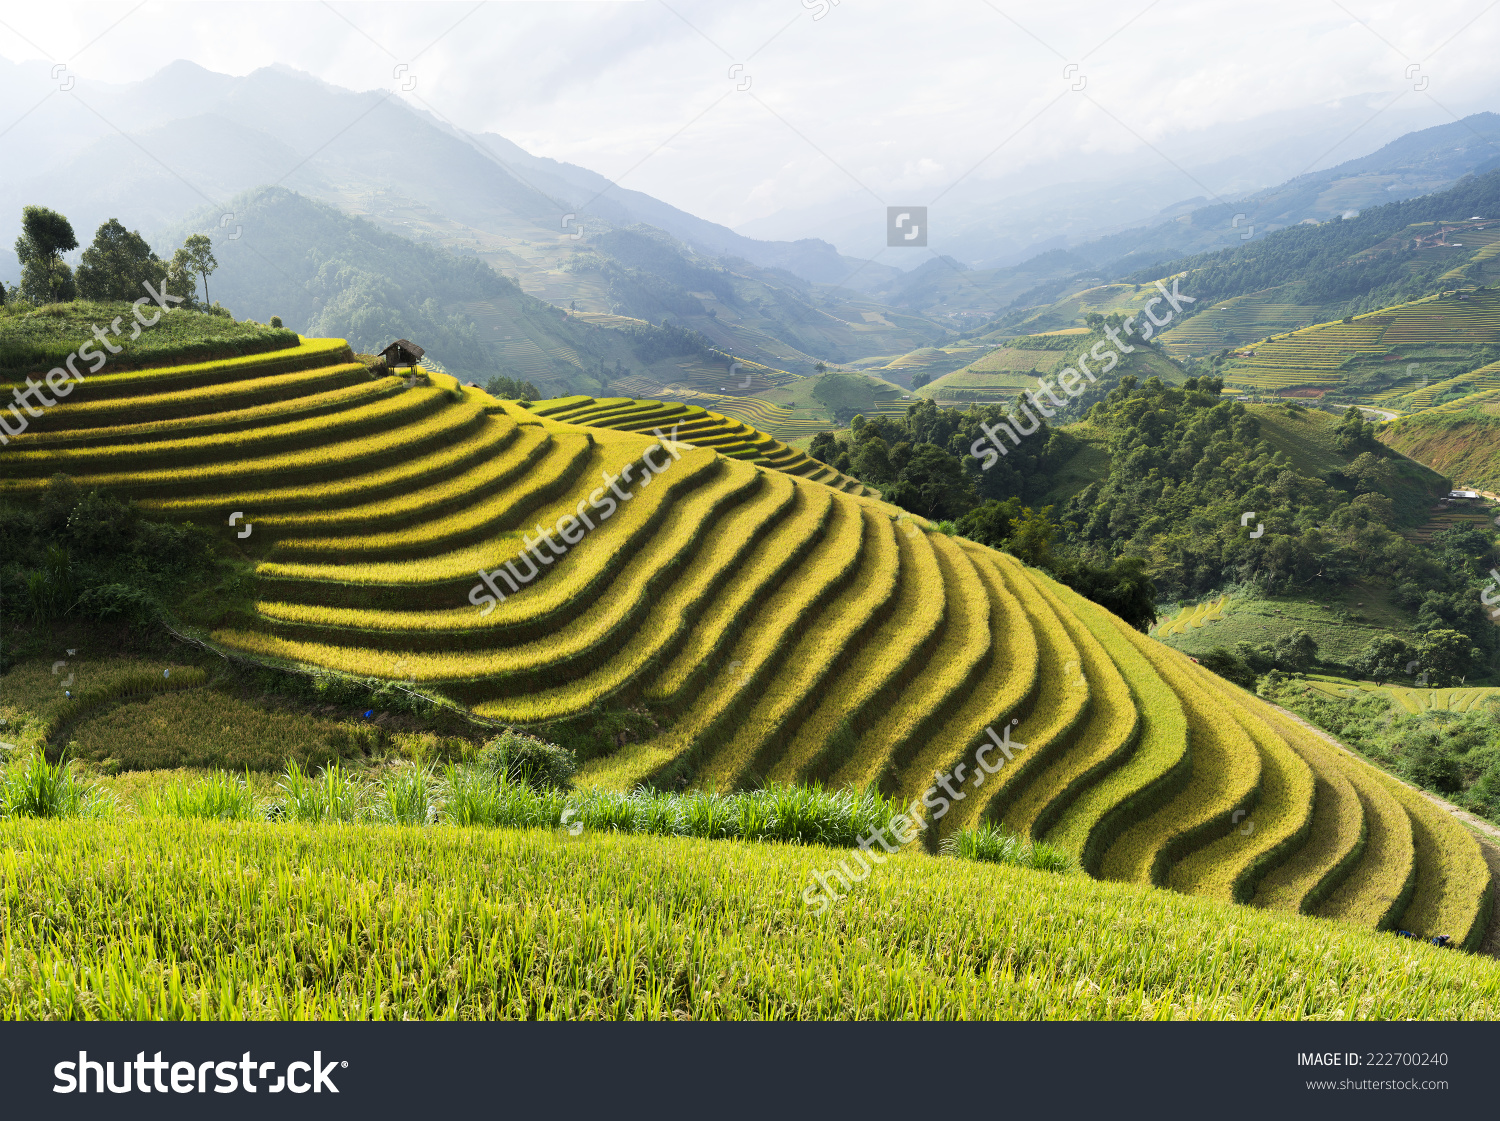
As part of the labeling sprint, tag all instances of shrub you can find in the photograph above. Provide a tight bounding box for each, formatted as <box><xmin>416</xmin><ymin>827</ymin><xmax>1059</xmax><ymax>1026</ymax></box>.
<box><xmin>74</xmin><ymin>583</ymin><xmax>159</xmax><ymax>625</ymax></box>
<box><xmin>270</xmin><ymin>316</ymin><xmax>283</xmax><ymax>329</ymax></box>
<box><xmin>477</xmin><ymin>730</ymin><xmax>578</xmax><ymax>791</ymax></box>
<box><xmin>1199</xmin><ymin>646</ymin><xmax>1258</xmax><ymax>689</ymax></box>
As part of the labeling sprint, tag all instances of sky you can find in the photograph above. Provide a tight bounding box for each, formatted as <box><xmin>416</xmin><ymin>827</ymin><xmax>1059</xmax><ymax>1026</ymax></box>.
<box><xmin>3</xmin><ymin>0</ymin><xmax>1500</xmax><ymax>234</ymax></box>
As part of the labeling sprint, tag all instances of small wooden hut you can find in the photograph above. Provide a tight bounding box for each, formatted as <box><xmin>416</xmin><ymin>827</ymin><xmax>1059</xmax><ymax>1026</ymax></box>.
<box><xmin>379</xmin><ymin>339</ymin><xmax>425</xmax><ymax>372</ymax></box>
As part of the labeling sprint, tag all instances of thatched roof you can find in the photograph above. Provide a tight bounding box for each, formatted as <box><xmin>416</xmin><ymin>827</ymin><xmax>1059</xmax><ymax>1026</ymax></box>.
<box><xmin>379</xmin><ymin>339</ymin><xmax>425</xmax><ymax>361</ymax></box>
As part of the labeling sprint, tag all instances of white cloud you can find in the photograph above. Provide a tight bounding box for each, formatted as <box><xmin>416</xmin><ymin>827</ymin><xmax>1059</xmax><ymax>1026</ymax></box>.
<box><xmin>1</xmin><ymin>0</ymin><xmax>1499</xmax><ymax>232</ymax></box>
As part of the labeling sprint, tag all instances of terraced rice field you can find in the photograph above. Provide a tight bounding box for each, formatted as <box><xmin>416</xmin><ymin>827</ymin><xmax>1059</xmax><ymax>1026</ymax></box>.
<box><xmin>1161</xmin><ymin>297</ymin><xmax>1323</xmax><ymax>358</ymax></box>
<box><xmin>1153</xmin><ymin>595</ymin><xmax>1230</xmax><ymax>637</ymax></box>
<box><xmin>1</xmin><ymin>337</ymin><xmax>1491</xmax><ymax>948</ymax></box>
<box><xmin>1374</xmin><ymin>360</ymin><xmax>1500</xmax><ymax>409</ymax></box>
<box><xmin>1305</xmin><ymin>677</ymin><xmax>1500</xmax><ymax>714</ymax></box>
<box><xmin>1219</xmin><ymin>290</ymin><xmax>1500</xmax><ymax>394</ymax></box>
<box><xmin>527</xmin><ymin>396</ymin><xmax>872</xmax><ymax>495</ymax></box>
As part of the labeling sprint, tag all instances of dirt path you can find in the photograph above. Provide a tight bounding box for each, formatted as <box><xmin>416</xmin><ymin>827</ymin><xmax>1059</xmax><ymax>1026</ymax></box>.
<box><xmin>1270</xmin><ymin>703</ymin><xmax>1500</xmax><ymax>958</ymax></box>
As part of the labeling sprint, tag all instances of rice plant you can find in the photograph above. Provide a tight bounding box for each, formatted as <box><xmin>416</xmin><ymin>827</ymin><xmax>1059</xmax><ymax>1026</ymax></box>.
<box><xmin>3</xmin><ymin>815</ymin><xmax>1498</xmax><ymax>1020</ymax></box>
<box><xmin>145</xmin><ymin>771</ymin><xmax>260</xmax><ymax>821</ymax></box>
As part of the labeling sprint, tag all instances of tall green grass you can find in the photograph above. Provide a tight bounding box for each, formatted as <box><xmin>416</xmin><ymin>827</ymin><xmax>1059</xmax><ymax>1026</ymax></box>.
<box><xmin>942</xmin><ymin>822</ymin><xmax>1074</xmax><ymax>873</ymax></box>
<box><xmin>115</xmin><ymin>762</ymin><xmax>907</xmax><ymax>847</ymax></box>
<box><xmin>275</xmin><ymin>760</ymin><xmax>366</xmax><ymax>823</ymax></box>
<box><xmin>145</xmin><ymin>771</ymin><xmax>259</xmax><ymax>821</ymax></box>
<box><xmin>0</xmin><ymin>751</ymin><xmax>110</xmax><ymax>819</ymax></box>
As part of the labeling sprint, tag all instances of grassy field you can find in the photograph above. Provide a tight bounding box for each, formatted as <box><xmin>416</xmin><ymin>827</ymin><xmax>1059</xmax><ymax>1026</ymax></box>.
<box><xmin>0</xmin><ymin>299</ymin><xmax>298</xmax><ymax>378</ymax></box>
<box><xmin>1</xmin><ymin>815</ymin><xmax>1497</xmax><ymax>1020</ymax></box>
<box><xmin>1380</xmin><ymin>407</ymin><xmax>1500</xmax><ymax>492</ymax></box>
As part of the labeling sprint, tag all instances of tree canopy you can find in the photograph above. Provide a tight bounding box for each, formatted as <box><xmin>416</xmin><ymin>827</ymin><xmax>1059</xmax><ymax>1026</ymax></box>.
<box><xmin>76</xmin><ymin>219</ymin><xmax>167</xmax><ymax>301</ymax></box>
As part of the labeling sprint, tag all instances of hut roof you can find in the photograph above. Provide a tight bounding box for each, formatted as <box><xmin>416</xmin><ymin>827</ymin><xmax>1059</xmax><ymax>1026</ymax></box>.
<box><xmin>380</xmin><ymin>339</ymin><xmax>425</xmax><ymax>360</ymax></box>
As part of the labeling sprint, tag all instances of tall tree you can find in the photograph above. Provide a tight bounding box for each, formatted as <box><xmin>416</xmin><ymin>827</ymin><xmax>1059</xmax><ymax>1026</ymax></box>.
<box><xmin>165</xmin><ymin>248</ymin><xmax>199</xmax><ymax>306</ymax></box>
<box><xmin>182</xmin><ymin>234</ymin><xmax>218</xmax><ymax>306</ymax></box>
<box><xmin>76</xmin><ymin>218</ymin><xmax>167</xmax><ymax>301</ymax></box>
<box><xmin>14</xmin><ymin>205</ymin><xmax>78</xmax><ymax>304</ymax></box>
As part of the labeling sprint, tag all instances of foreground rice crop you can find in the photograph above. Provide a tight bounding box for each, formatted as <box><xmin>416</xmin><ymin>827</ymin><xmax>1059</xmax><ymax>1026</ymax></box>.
<box><xmin>0</xmin><ymin>815</ymin><xmax>1495</xmax><ymax>1019</ymax></box>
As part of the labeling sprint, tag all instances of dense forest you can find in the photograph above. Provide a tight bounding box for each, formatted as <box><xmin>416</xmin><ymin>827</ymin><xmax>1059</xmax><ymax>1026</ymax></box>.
<box><xmin>812</xmin><ymin>374</ymin><xmax>1498</xmax><ymax>675</ymax></box>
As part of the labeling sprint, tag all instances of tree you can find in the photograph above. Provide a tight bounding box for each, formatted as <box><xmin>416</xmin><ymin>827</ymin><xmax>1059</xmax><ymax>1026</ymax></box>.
<box><xmin>1350</xmin><ymin>633</ymin><xmax>1412</xmax><ymax>683</ymax></box>
<box><xmin>1054</xmin><ymin>555</ymin><xmax>1158</xmax><ymax>632</ymax></box>
<box><xmin>165</xmin><ymin>248</ymin><xmax>198</xmax><ymax>306</ymax></box>
<box><xmin>17</xmin><ymin>205</ymin><xmax>77</xmax><ymax>261</ymax></box>
<box><xmin>15</xmin><ymin>205</ymin><xmax>78</xmax><ymax>304</ymax></box>
<box><xmin>75</xmin><ymin>219</ymin><xmax>167</xmax><ymax>301</ymax></box>
<box><xmin>181</xmin><ymin>234</ymin><xmax>219</xmax><ymax>306</ymax></box>
<box><xmin>1415</xmin><ymin>628</ymin><xmax>1483</xmax><ymax>687</ymax></box>
<box><xmin>852</xmin><ymin>434</ymin><xmax>893</xmax><ymax>484</ymax></box>
<box><xmin>1267</xmin><ymin>629</ymin><xmax>1319</xmax><ymax>673</ymax></box>
<box><xmin>1199</xmin><ymin>646</ymin><xmax>1258</xmax><ymax>689</ymax></box>
<box><xmin>955</xmin><ymin>497</ymin><xmax>1055</xmax><ymax>568</ymax></box>
<box><xmin>483</xmin><ymin>375</ymin><xmax>541</xmax><ymax>401</ymax></box>
<box><xmin>808</xmin><ymin>431</ymin><xmax>838</xmax><ymax>464</ymax></box>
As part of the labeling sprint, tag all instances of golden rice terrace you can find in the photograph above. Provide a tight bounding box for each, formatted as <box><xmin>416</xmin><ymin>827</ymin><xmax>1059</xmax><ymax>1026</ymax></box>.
<box><xmin>0</xmin><ymin>337</ymin><xmax>1490</xmax><ymax>948</ymax></box>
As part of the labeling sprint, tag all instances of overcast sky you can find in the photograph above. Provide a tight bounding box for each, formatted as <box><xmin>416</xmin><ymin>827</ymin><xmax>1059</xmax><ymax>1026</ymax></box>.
<box><xmin>4</xmin><ymin>1</ymin><xmax>1500</xmax><ymax>232</ymax></box>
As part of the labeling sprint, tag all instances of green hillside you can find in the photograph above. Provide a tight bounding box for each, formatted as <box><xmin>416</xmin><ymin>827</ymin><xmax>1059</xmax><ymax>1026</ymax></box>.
<box><xmin>1380</xmin><ymin>406</ymin><xmax>1500</xmax><ymax>491</ymax></box>
<box><xmin>1250</xmin><ymin>401</ymin><xmax>1449</xmax><ymax>525</ymax></box>
<box><xmin>0</xmin><ymin>332</ymin><xmax>1491</xmax><ymax>953</ymax></box>
<box><xmin>172</xmin><ymin>188</ymin><xmax>799</xmax><ymax>398</ymax></box>
<box><xmin>914</xmin><ymin>328</ymin><xmax>1182</xmax><ymax>409</ymax></box>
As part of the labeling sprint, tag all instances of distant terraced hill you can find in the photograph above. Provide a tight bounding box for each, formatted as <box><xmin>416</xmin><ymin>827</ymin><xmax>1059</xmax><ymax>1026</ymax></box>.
<box><xmin>1213</xmin><ymin>289</ymin><xmax>1500</xmax><ymax>401</ymax></box>
<box><xmin>525</xmin><ymin>396</ymin><xmax>877</xmax><ymax>497</ymax></box>
<box><xmin>0</xmin><ymin>336</ymin><xmax>1491</xmax><ymax>949</ymax></box>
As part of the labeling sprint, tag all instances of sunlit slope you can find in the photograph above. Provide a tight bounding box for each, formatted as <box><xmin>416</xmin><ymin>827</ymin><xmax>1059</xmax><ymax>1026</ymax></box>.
<box><xmin>1217</xmin><ymin>289</ymin><xmax>1500</xmax><ymax>399</ymax></box>
<box><xmin>0</xmin><ymin>338</ymin><xmax>1489</xmax><ymax>947</ymax></box>
<box><xmin>528</xmin><ymin>395</ymin><xmax>877</xmax><ymax>496</ymax></box>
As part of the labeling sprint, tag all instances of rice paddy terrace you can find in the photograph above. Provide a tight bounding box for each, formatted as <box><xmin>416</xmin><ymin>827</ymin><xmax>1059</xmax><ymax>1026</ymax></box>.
<box><xmin>0</xmin><ymin>336</ymin><xmax>1492</xmax><ymax>949</ymax></box>
<box><xmin>1303</xmin><ymin>676</ymin><xmax>1500</xmax><ymax>715</ymax></box>
<box><xmin>1217</xmin><ymin>289</ymin><xmax>1500</xmax><ymax>398</ymax></box>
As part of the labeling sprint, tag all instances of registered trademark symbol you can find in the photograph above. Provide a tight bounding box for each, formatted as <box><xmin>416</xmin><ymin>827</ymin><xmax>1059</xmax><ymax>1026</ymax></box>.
<box><xmin>341</xmin><ymin>1061</ymin><xmax>348</xmax><ymax>1068</ymax></box>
